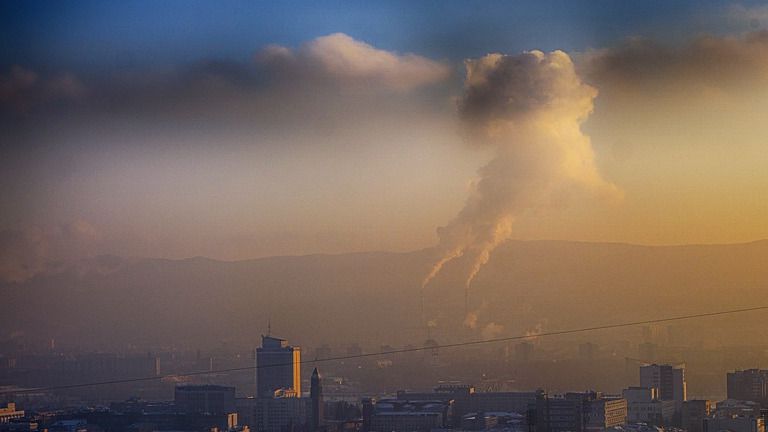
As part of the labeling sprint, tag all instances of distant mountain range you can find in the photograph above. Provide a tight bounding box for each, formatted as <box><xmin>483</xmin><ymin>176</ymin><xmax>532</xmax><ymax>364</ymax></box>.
<box><xmin>2</xmin><ymin>240</ymin><xmax>767</xmax><ymax>351</ymax></box>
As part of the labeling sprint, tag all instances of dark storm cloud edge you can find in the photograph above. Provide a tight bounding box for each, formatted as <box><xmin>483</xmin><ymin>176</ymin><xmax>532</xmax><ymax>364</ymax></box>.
<box><xmin>0</xmin><ymin>33</ymin><xmax>452</xmax><ymax>129</ymax></box>
<box><xmin>4</xmin><ymin>31</ymin><xmax>768</xmax><ymax>125</ymax></box>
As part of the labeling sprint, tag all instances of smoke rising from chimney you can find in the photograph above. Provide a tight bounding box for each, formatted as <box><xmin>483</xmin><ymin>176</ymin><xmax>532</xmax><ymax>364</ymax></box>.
<box><xmin>423</xmin><ymin>50</ymin><xmax>620</xmax><ymax>322</ymax></box>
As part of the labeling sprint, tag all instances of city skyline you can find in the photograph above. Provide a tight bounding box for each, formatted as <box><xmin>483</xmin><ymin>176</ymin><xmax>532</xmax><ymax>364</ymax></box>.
<box><xmin>4</xmin><ymin>3</ymin><xmax>768</xmax><ymax>432</ymax></box>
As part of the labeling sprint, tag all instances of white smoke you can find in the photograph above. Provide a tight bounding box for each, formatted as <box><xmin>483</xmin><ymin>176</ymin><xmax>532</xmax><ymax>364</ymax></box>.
<box><xmin>257</xmin><ymin>33</ymin><xmax>451</xmax><ymax>91</ymax></box>
<box><xmin>422</xmin><ymin>50</ymin><xmax>620</xmax><ymax>295</ymax></box>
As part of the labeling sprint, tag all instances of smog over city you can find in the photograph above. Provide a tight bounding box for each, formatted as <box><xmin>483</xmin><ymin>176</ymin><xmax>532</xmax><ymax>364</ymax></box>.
<box><xmin>3</xmin><ymin>2</ymin><xmax>768</xmax><ymax>432</ymax></box>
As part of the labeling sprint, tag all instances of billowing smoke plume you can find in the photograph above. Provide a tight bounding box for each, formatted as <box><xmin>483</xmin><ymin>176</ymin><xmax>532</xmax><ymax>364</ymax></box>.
<box><xmin>423</xmin><ymin>50</ymin><xmax>620</xmax><ymax>314</ymax></box>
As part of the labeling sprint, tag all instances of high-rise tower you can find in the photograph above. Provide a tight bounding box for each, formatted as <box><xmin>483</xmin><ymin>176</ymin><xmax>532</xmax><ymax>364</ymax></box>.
<box><xmin>256</xmin><ymin>335</ymin><xmax>301</xmax><ymax>397</ymax></box>
<box><xmin>310</xmin><ymin>367</ymin><xmax>324</xmax><ymax>431</ymax></box>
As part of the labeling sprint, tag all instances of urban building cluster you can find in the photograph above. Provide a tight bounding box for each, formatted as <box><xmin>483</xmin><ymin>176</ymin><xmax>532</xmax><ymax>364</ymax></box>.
<box><xmin>3</xmin><ymin>336</ymin><xmax>768</xmax><ymax>432</ymax></box>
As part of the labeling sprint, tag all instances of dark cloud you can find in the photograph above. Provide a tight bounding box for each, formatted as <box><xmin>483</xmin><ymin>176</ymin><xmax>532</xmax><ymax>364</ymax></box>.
<box><xmin>583</xmin><ymin>30</ymin><xmax>768</xmax><ymax>94</ymax></box>
<box><xmin>459</xmin><ymin>51</ymin><xmax>595</xmax><ymax>134</ymax></box>
<box><xmin>0</xmin><ymin>65</ymin><xmax>84</xmax><ymax>115</ymax></box>
<box><xmin>0</xmin><ymin>33</ymin><xmax>451</xmax><ymax>135</ymax></box>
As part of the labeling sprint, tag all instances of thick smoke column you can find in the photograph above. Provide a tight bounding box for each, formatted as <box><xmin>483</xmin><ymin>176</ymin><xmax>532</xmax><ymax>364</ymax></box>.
<box><xmin>423</xmin><ymin>50</ymin><xmax>619</xmax><ymax>296</ymax></box>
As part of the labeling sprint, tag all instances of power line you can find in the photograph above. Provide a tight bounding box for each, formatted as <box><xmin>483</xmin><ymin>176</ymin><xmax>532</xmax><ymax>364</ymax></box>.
<box><xmin>2</xmin><ymin>304</ymin><xmax>767</xmax><ymax>396</ymax></box>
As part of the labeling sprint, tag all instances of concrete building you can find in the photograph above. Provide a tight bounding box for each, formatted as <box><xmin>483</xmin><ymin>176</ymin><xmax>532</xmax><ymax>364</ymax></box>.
<box><xmin>245</xmin><ymin>364</ymin><xmax>323</xmax><ymax>432</ymax></box>
<box><xmin>254</xmin><ymin>395</ymin><xmax>310</xmax><ymax>432</ymax></box>
<box><xmin>174</xmin><ymin>384</ymin><xmax>236</xmax><ymax>415</ymax></box>
<box><xmin>256</xmin><ymin>335</ymin><xmax>301</xmax><ymax>398</ymax></box>
<box><xmin>704</xmin><ymin>416</ymin><xmax>765</xmax><ymax>432</ymax></box>
<box><xmin>0</xmin><ymin>403</ymin><xmax>24</xmax><ymax>423</ymax></box>
<box><xmin>622</xmin><ymin>387</ymin><xmax>675</xmax><ymax>425</ymax></box>
<box><xmin>535</xmin><ymin>392</ymin><xmax>626</xmax><ymax>432</ymax></box>
<box><xmin>640</xmin><ymin>364</ymin><xmax>687</xmax><ymax>403</ymax></box>
<box><xmin>728</xmin><ymin>370</ymin><xmax>768</xmax><ymax>406</ymax></box>
<box><xmin>535</xmin><ymin>394</ymin><xmax>582</xmax><ymax>432</ymax></box>
<box><xmin>395</xmin><ymin>385</ymin><xmax>538</xmax><ymax>422</ymax></box>
<box><xmin>471</xmin><ymin>391</ymin><xmax>539</xmax><ymax>416</ymax></box>
<box><xmin>461</xmin><ymin>412</ymin><xmax>527</xmax><ymax>432</ymax></box>
<box><xmin>236</xmin><ymin>397</ymin><xmax>258</xmax><ymax>430</ymax></box>
<box><xmin>585</xmin><ymin>396</ymin><xmax>627</xmax><ymax>431</ymax></box>
<box><xmin>682</xmin><ymin>400</ymin><xmax>711</xmax><ymax>432</ymax></box>
<box><xmin>714</xmin><ymin>399</ymin><xmax>761</xmax><ymax>418</ymax></box>
<box><xmin>368</xmin><ymin>411</ymin><xmax>444</xmax><ymax>432</ymax></box>
<box><xmin>363</xmin><ymin>398</ymin><xmax>452</xmax><ymax>432</ymax></box>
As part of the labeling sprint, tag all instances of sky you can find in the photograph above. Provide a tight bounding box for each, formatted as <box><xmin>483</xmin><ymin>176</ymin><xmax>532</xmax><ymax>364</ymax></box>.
<box><xmin>3</xmin><ymin>0</ymin><xmax>768</xmax><ymax>280</ymax></box>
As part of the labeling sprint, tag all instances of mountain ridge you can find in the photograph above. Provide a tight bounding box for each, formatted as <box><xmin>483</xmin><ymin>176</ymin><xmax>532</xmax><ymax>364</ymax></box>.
<box><xmin>2</xmin><ymin>239</ymin><xmax>767</xmax><ymax>350</ymax></box>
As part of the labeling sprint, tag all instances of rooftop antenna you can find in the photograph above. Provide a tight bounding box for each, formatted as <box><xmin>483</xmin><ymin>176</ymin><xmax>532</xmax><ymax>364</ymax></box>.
<box><xmin>267</xmin><ymin>316</ymin><xmax>272</xmax><ymax>337</ymax></box>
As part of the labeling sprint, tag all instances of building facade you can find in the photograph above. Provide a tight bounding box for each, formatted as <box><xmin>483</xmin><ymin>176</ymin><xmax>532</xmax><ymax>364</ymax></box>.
<box><xmin>586</xmin><ymin>396</ymin><xmax>627</xmax><ymax>431</ymax></box>
<box><xmin>254</xmin><ymin>395</ymin><xmax>310</xmax><ymax>432</ymax></box>
<box><xmin>363</xmin><ymin>398</ymin><xmax>452</xmax><ymax>432</ymax></box>
<box><xmin>535</xmin><ymin>392</ymin><xmax>626</xmax><ymax>432</ymax></box>
<box><xmin>704</xmin><ymin>416</ymin><xmax>765</xmax><ymax>432</ymax></box>
<box><xmin>639</xmin><ymin>364</ymin><xmax>687</xmax><ymax>403</ymax></box>
<box><xmin>682</xmin><ymin>400</ymin><xmax>711</xmax><ymax>432</ymax></box>
<box><xmin>174</xmin><ymin>384</ymin><xmax>236</xmax><ymax>415</ymax></box>
<box><xmin>0</xmin><ymin>403</ymin><xmax>24</xmax><ymax>424</ymax></box>
<box><xmin>623</xmin><ymin>387</ymin><xmax>675</xmax><ymax>425</ymax></box>
<box><xmin>728</xmin><ymin>370</ymin><xmax>768</xmax><ymax>406</ymax></box>
<box><xmin>256</xmin><ymin>335</ymin><xmax>301</xmax><ymax>398</ymax></box>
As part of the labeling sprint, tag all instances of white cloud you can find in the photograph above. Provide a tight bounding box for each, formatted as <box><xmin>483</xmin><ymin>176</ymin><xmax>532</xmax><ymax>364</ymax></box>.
<box><xmin>258</xmin><ymin>33</ymin><xmax>452</xmax><ymax>91</ymax></box>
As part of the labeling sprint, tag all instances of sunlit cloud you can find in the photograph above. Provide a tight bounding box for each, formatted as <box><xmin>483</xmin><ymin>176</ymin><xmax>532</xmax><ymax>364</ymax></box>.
<box><xmin>258</xmin><ymin>33</ymin><xmax>451</xmax><ymax>91</ymax></box>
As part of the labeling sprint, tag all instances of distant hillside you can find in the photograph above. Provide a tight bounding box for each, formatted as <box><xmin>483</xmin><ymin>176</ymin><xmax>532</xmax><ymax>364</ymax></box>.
<box><xmin>2</xmin><ymin>240</ymin><xmax>767</xmax><ymax>350</ymax></box>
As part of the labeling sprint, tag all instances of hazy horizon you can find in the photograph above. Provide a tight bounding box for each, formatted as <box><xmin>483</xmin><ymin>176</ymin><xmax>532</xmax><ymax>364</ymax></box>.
<box><xmin>4</xmin><ymin>2</ymin><xmax>768</xmax><ymax>414</ymax></box>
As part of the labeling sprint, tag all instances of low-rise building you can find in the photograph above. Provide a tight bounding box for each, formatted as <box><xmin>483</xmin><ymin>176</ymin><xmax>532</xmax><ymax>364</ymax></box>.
<box><xmin>254</xmin><ymin>393</ymin><xmax>310</xmax><ymax>432</ymax></box>
<box><xmin>622</xmin><ymin>387</ymin><xmax>675</xmax><ymax>426</ymax></box>
<box><xmin>586</xmin><ymin>396</ymin><xmax>627</xmax><ymax>431</ymax></box>
<box><xmin>460</xmin><ymin>412</ymin><xmax>526</xmax><ymax>432</ymax></box>
<box><xmin>363</xmin><ymin>398</ymin><xmax>452</xmax><ymax>432</ymax></box>
<box><xmin>0</xmin><ymin>403</ymin><xmax>24</xmax><ymax>424</ymax></box>
<box><xmin>682</xmin><ymin>400</ymin><xmax>711</xmax><ymax>432</ymax></box>
<box><xmin>714</xmin><ymin>399</ymin><xmax>761</xmax><ymax>418</ymax></box>
<box><xmin>534</xmin><ymin>392</ymin><xmax>626</xmax><ymax>432</ymax></box>
<box><xmin>174</xmin><ymin>384</ymin><xmax>236</xmax><ymax>415</ymax></box>
<box><xmin>704</xmin><ymin>416</ymin><xmax>765</xmax><ymax>432</ymax></box>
